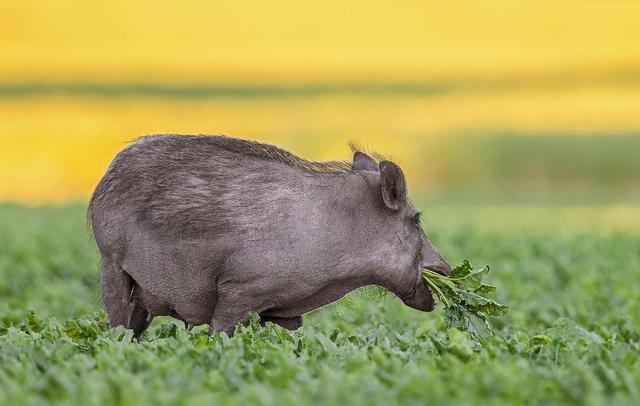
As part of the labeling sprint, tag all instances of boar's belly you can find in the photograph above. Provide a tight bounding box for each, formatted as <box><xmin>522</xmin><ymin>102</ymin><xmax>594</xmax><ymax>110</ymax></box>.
<box><xmin>263</xmin><ymin>280</ymin><xmax>362</xmax><ymax>318</ymax></box>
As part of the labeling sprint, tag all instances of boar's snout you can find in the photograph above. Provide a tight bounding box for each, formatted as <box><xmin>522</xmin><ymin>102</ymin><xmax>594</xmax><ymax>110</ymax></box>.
<box><xmin>421</xmin><ymin>240</ymin><xmax>452</xmax><ymax>276</ymax></box>
<box><xmin>401</xmin><ymin>276</ymin><xmax>435</xmax><ymax>312</ymax></box>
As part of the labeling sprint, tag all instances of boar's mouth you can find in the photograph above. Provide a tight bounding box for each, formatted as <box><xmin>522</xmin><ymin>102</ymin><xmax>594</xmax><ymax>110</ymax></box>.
<box><xmin>401</xmin><ymin>271</ymin><xmax>435</xmax><ymax>312</ymax></box>
<box><xmin>421</xmin><ymin>258</ymin><xmax>452</xmax><ymax>277</ymax></box>
<box><xmin>424</xmin><ymin>266</ymin><xmax>450</xmax><ymax>277</ymax></box>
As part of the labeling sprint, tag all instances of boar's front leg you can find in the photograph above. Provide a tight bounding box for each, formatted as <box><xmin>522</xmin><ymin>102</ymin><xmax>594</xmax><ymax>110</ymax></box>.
<box><xmin>208</xmin><ymin>315</ymin><xmax>243</xmax><ymax>337</ymax></box>
<box><xmin>259</xmin><ymin>315</ymin><xmax>302</xmax><ymax>331</ymax></box>
<box><xmin>206</xmin><ymin>295</ymin><xmax>304</xmax><ymax>336</ymax></box>
<box><xmin>207</xmin><ymin>294</ymin><xmax>252</xmax><ymax>337</ymax></box>
<box><xmin>208</xmin><ymin>313</ymin><xmax>302</xmax><ymax>336</ymax></box>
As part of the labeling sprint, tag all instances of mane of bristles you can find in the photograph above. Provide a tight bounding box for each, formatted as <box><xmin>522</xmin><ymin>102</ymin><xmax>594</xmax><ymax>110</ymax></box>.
<box><xmin>138</xmin><ymin>134</ymin><xmax>358</xmax><ymax>174</ymax></box>
<box><xmin>236</xmin><ymin>137</ymin><xmax>353</xmax><ymax>173</ymax></box>
<box><xmin>348</xmin><ymin>140</ymin><xmax>388</xmax><ymax>164</ymax></box>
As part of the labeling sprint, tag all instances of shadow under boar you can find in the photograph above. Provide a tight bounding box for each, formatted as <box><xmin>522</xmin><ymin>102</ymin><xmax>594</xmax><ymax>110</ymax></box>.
<box><xmin>88</xmin><ymin>135</ymin><xmax>451</xmax><ymax>337</ymax></box>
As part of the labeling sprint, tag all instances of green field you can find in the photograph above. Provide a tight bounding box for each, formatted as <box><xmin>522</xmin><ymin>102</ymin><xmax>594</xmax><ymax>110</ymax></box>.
<box><xmin>1</xmin><ymin>204</ymin><xmax>638</xmax><ymax>405</ymax></box>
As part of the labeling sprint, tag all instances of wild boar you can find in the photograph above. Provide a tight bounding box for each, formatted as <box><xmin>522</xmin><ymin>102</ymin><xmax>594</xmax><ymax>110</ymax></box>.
<box><xmin>88</xmin><ymin>135</ymin><xmax>451</xmax><ymax>338</ymax></box>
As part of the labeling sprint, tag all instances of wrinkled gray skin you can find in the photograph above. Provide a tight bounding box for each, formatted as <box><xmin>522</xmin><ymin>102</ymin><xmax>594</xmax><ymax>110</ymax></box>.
<box><xmin>89</xmin><ymin>135</ymin><xmax>451</xmax><ymax>338</ymax></box>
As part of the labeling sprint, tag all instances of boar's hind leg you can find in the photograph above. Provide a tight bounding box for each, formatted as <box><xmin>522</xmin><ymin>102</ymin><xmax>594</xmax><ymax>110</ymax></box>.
<box><xmin>101</xmin><ymin>260</ymin><xmax>151</xmax><ymax>339</ymax></box>
<box><xmin>101</xmin><ymin>259</ymin><xmax>131</xmax><ymax>327</ymax></box>
<box><xmin>260</xmin><ymin>315</ymin><xmax>303</xmax><ymax>331</ymax></box>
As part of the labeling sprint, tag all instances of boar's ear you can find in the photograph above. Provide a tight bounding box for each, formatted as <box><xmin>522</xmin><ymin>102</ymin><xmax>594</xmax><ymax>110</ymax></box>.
<box><xmin>352</xmin><ymin>151</ymin><xmax>378</xmax><ymax>171</ymax></box>
<box><xmin>379</xmin><ymin>161</ymin><xmax>407</xmax><ymax>211</ymax></box>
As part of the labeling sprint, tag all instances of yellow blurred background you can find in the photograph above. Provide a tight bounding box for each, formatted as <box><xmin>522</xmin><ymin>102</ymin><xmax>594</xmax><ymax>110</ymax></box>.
<box><xmin>1</xmin><ymin>0</ymin><xmax>639</xmax><ymax>203</ymax></box>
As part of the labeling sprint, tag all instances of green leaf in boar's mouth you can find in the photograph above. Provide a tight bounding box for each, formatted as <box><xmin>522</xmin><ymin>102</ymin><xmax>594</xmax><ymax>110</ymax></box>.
<box><xmin>422</xmin><ymin>259</ymin><xmax>508</xmax><ymax>342</ymax></box>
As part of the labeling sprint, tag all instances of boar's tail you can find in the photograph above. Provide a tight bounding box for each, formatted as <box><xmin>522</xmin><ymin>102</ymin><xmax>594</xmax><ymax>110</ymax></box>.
<box><xmin>86</xmin><ymin>164</ymin><xmax>112</xmax><ymax>235</ymax></box>
<box><xmin>87</xmin><ymin>172</ymin><xmax>107</xmax><ymax>233</ymax></box>
<box><xmin>87</xmin><ymin>170</ymin><xmax>113</xmax><ymax>235</ymax></box>
<box><xmin>86</xmin><ymin>186</ymin><xmax>98</xmax><ymax>234</ymax></box>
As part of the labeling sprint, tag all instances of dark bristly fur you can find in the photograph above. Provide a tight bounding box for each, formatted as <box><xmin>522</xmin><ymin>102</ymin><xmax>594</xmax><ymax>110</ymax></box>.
<box><xmin>89</xmin><ymin>134</ymin><xmax>451</xmax><ymax>337</ymax></box>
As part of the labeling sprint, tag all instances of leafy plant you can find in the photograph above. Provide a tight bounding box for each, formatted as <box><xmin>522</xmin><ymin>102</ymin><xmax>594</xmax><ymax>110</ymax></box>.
<box><xmin>423</xmin><ymin>260</ymin><xmax>508</xmax><ymax>340</ymax></box>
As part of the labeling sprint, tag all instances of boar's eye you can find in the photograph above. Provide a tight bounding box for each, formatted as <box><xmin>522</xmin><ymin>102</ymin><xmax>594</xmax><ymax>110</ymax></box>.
<box><xmin>413</xmin><ymin>212</ymin><xmax>422</xmax><ymax>227</ymax></box>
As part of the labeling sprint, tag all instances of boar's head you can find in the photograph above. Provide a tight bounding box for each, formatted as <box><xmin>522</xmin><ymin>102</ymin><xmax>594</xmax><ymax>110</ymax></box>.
<box><xmin>351</xmin><ymin>151</ymin><xmax>451</xmax><ymax>312</ymax></box>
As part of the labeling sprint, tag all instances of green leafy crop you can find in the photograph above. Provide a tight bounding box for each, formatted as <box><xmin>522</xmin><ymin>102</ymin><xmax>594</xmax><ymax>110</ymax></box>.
<box><xmin>423</xmin><ymin>260</ymin><xmax>508</xmax><ymax>341</ymax></box>
<box><xmin>2</xmin><ymin>205</ymin><xmax>640</xmax><ymax>405</ymax></box>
